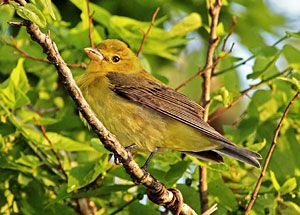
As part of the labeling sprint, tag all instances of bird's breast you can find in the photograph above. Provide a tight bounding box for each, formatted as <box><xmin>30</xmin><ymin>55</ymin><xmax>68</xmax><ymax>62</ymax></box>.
<box><xmin>78</xmin><ymin>74</ymin><xmax>166</xmax><ymax>151</ymax></box>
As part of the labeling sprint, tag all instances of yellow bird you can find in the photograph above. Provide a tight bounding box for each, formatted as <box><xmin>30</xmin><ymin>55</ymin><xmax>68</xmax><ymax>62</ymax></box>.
<box><xmin>78</xmin><ymin>39</ymin><xmax>261</xmax><ymax>168</ymax></box>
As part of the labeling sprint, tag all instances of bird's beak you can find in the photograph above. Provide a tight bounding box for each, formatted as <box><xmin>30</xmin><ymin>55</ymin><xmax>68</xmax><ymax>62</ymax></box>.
<box><xmin>84</xmin><ymin>47</ymin><xmax>104</xmax><ymax>61</ymax></box>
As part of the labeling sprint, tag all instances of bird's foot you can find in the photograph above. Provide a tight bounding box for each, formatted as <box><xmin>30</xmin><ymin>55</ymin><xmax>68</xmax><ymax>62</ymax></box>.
<box><xmin>113</xmin><ymin>144</ymin><xmax>137</xmax><ymax>165</ymax></box>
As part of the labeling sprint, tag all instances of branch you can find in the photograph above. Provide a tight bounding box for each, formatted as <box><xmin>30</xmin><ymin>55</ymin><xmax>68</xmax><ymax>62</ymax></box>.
<box><xmin>199</xmin><ymin>0</ymin><xmax>222</xmax><ymax>213</ymax></box>
<box><xmin>136</xmin><ymin>7</ymin><xmax>160</xmax><ymax>57</ymax></box>
<box><xmin>86</xmin><ymin>0</ymin><xmax>94</xmax><ymax>48</ymax></box>
<box><xmin>245</xmin><ymin>91</ymin><xmax>300</xmax><ymax>214</ymax></box>
<box><xmin>208</xmin><ymin>67</ymin><xmax>292</xmax><ymax>123</ymax></box>
<box><xmin>176</xmin><ymin>14</ymin><xmax>235</xmax><ymax>91</ymax></box>
<box><xmin>221</xmin><ymin>16</ymin><xmax>236</xmax><ymax>52</ymax></box>
<box><xmin>175</xmin><ymin>51</ymin><xmax>230</xmax><ymax>91</ymax></box>
<box><xmin>214</xmin><ymin>34</ymin><xmax>290</xmax><ymax>77</ymax></box>
<box><xmin>4</xmin><ymin>36</ymin><xmax>87</xmax><ymax>69</ymax></box>
<box><xmin>13</xmin><ymin>1</ymin><xmax>195</xmax><ymax>214</ymax></box>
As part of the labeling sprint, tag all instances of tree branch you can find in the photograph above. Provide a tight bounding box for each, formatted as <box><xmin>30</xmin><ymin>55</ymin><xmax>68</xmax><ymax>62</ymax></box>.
<box><xmin>221</xmin><ymin>16</ymin><xmax>236</xmax><ymax>52</ymax></box>
<box><xmin>13</xmin><ymin>1</ymin><xmax>195</xmax><ymax>214</ymax></box>
<box><xmin>213</xmin><ymin>34</ymin><xmax>290</xmax><ymax>77</ymax></box>
<box><xmin>245</xmin><ymin>91</ymin><xmax>300</xmax><ymax>214</ymax></box>
<box><xmin>208</xmin><ymin>67</ymin><xmax>292</xmax><ymax>123</ymax></box>
<box><xmin>136</xmin><ymin>7</ymin><xmax>160</xmax><ymax>57</ymax></box>
<box><xmin>199</xmin><ymin>0</ymin><xmax>222</xmax><ymax>213</ymax></box>
<box><xmin>176</xmin><ymin>14</ymin><xmax>235</xmax><ymax>91</ymax></box>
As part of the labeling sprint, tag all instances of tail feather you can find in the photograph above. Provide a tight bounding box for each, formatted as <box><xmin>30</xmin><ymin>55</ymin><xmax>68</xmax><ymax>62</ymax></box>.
<box><xmin>214</xmin><ymin>146</ymin><xmax>261</xmax><ymax>168</ymax></box>
<box><xmin>185</xmin><ymin>143</ymin><xmax>261</xmax><ymax>168</ymax></box>
<box><xmin>218</xmin><ymin>141</ymin><xmax>262</xmax><ymax>160</ymax></box>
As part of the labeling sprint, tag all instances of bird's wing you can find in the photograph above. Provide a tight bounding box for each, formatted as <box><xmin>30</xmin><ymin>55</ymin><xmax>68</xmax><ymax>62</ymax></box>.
<box><xmin>107</xmin><ymin>71</ymin><xmax>230</xmax><ymax>145</ymax></box>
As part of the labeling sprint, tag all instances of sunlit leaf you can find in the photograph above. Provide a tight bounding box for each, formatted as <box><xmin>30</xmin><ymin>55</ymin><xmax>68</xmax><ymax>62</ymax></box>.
<box><xmin>12</xmin><ymin>2</ymin><xmax>47</xmax><ymax>27</ymax></box>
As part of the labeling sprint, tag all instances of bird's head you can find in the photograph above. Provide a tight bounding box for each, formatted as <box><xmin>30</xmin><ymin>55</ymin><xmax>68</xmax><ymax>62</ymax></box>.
<box><xmin>84</xmin><ymin>39</ymin><xmax>142</xmax><ymax>74</ymax></box>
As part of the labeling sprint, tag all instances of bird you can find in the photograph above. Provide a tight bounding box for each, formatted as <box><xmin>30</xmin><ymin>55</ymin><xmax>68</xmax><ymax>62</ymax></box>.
<box><xmin>78</xmin><ymin>39</ymin><xmax>261</xmax><ymax>168</ymax></box>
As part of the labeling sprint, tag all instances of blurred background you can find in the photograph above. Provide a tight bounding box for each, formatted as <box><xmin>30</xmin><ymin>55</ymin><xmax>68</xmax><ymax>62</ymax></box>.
<box><xmin>0</xmin><ymin>0</ymin><xmax>300</xmax><ymax>214</ymax></box>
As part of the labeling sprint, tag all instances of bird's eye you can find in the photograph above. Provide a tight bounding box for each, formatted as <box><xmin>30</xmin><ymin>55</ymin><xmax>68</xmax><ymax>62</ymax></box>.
<box><xmin>111</xmin><ymin>55</ymin><xmax>120</xmax><ymax>63</ymax></box>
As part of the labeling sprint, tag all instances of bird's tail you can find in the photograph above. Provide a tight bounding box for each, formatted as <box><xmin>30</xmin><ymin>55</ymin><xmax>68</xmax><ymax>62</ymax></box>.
<box><xmin>185</xmin><ymin>143</ymin><xmax>262</xmax><ymax>168</ymax></box>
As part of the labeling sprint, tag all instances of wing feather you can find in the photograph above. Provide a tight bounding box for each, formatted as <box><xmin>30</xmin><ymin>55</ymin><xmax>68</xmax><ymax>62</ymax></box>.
<box><xmin>106</xmin><ymin>71</ymin><xmax>262</xmax><ymax>167</ymax></box>
<box><xmin>107</xmin><ymin>72</ymin><xmax>231</xmax><ymax>144</ymax></box>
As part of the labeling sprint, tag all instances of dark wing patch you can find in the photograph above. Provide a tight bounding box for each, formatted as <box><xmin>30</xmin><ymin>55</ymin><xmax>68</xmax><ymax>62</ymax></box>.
<box><xmin>106</xmin><ymin>72</ymin><xmax>232</xmax><ymax>145</ymax></box>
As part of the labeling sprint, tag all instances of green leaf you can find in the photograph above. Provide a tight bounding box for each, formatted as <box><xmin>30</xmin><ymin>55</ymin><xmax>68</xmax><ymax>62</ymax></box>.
<box><xmin>169</xmin><ymin>13</ymin><xmax>202</xmax><ymax>37</ymax></box>
<box><xmin>282</xmin><ymin>44</ymin><xmax>300</xmax><ymax>70</ymax></box>
<box><xmin>70</xmin><ymin>0</ymin><xmax>111</xmax><ymax>27</ymax></box>
<box><xmin>67</xmin><ymin>157</ymin><xmax>107</xmax><ymax>192</ymax></box>
<box><xmin>247</xmin><ymin>54</ymin><xmax>280</xmax><ymax>79</ymax></box>
<box><xmin>16</xmin><ymin>154</ymin><xmax>41</xmax><ymax>168</ymax></box>
<box><xmin>45</xmin><ymin>132</ymin><xmax>96</xmax><ymax>152</ymax></box>
<box><xmin>40</xmin><ymin>0</ymin><xmax>56</xmax><ymax>20</ymax></box>
<box><xmin>279</xmin><ymin>178</ymin><xmax>297</xmax><ymax>194</ymax></box>
<box><xmin>177</xmin><ymin>184</ymin><xmax>200</xmax><ymax>213</ymax></box>
<box><xmin>270</xmin><ymin>171</ymin><xmax>281</xmax><ymax>191</ymax></box>
<box><xmin>13</xmin><ymin>2</ymin><xmax>47</xmax><ymax>28</ymax></box>
<box><xmin>208</xmin><ymin>172</ymin><xmax>238</xmax><ymax>210</ymax></box>
<box><xmin>277</xmin><ymin>201</ymin><xmax>300</xmax><ymax>214</ymax></box>
<box><xmin>0</xmin><ymin>58</ymin><xmax>30</xmax><ymax>109</ymax></box>
<box><xmin>212</xmin><ymin>87</ymin><xmax>233</xmax><ymax>106</ymax></box>
<box><xmin>164</xmin><ymin>161</ymin><xmax>189</xmax><ymax>186</ymax></box>
<box><xmin>277</xmin><ymin>77</ymin><xmax>300</xmax><ymax>90</ymax></box>
<box><xmin>252</xmin><ymin>46</ymin><xmax>278</xmax><ymax>57</ymax></box>
<box><xmin>10</xmin><ymin>58</ymin><xmax>30</xmax><ymax>93</ymax></box>
<box><xmin>129</xmin><ymin>202</ymin><xmax>158</xmax><ymax>215</ymax></box>
<box><xmin>216</xmin><ymin>22</ymin><xmax>225</xmax><ymax>36</ymax></box>
<box><xmin>246</xmin><ymin>139</ymin><xmax>266</xmax><ymax>152</ymax></box>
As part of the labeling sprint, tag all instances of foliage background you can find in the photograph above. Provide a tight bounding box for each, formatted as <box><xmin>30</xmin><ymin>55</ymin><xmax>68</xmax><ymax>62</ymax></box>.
<box><xmin>0</xmin><ymin>0</ymin><xmax>300</xmax><ymax>214</ymax></box>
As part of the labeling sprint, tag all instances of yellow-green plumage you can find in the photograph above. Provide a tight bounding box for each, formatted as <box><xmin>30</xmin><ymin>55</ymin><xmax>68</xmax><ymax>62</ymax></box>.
<box><xmin>78</xmin><ymin>39</ymin><xmax>261</xmax><ymax>167</ymax></box>
<box><xmin>78</xmin><ymin>70</ymin><xmax>218</xmax><ymax>152</ymax></box>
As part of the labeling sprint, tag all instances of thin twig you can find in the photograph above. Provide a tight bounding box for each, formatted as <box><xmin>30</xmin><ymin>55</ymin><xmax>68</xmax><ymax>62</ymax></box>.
<box><xmin>221</xmin><ymin>16</ymin><xmax>236</xmax><ymax>52</ymax></box>
<box><xmin>4</xmin><ymin>36</ymin><xmax>87</xmax><ymax>69</ymax></box>
<box><xmin>208</xmin><ymin>67</ymin><xmax>292</xmax><ymax>123</ymax></box>
<box><xmin>245</xmin><ymin>91</ymin><xmax>300</xmax><ymax>214</ymax></box>
<box><xmin>175</xmin><ymin>51</ymin><xmax>229</xmax><ymax>91</ymax></box>
<box><xmin>199</xmin><ymin>0</ymin><xmax>222</xmax><ymax>213</ymax></box>
<box><xmin>33</xmin><ymin>117</ymin><xmax>68</xmax><ymax>180</ymax></box>
<box><xmin>214</xmin><ymin>34</ymin><xmax>290</xmax><ymax>77</ymax></box>
<box><xmin>86</xmin><ymin>0</ymin><xmax>94</xmax><ymax>48</ymax></box>
<box><xmin>176</xmin><ymin>13</ymin><xmax>235</xmax><ymax>91</ymax></box>
<box><xmin>14</xmin><ymin>1</ymin><xmax>195</xmax><ymax>214</ymax></box>
<box><xmin>136</xmin><ymin>7</ymin><xmax>160</xmax><ymax>57</ymax></box>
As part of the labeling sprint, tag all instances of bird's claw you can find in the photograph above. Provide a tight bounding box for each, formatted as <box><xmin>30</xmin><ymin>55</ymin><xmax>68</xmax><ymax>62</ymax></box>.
<box><xmin>113</xmin><ymin>144</ymin><xmax>137</xmax><ymax>165</ymax></box>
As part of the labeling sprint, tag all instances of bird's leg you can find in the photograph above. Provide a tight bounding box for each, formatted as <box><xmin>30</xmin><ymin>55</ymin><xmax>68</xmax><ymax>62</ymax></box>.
<box><xmin>114</xmin><ymin>144</ymin><xmax>137</xmax><ymax>164</ymax></box>
<box><xmin>141</xmin><ymin>147</ymin><xmax>158</xmax><ymax>171</ymax></box>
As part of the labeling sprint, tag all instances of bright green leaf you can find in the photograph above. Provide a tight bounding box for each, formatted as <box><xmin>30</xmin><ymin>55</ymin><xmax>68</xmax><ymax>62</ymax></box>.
<box><xmin>279</xmin><ymin>178</ymin><xmax>297</xmax><ymax>194</ymax></box>
<box><xmin>277</xmin><ymin>201</ymin><xmax>300</xmax><ymax>214</ymax></box>
<box><xmin>282</xmin><ymin>44</ymin><xmax>300</xmax><ymax>70</ymax></box>
<box><xmin>67</xmin><ymin>158</ymin><xmax>107</xmax><ymax>192</ymax></box>
<box><xmin>40</xmin><ymin>0</ymin><xmax>56</xmax><ymax>20</ymax></box>
<box><xmin>270</xmin><ymin>171</ymin><xmax>281</xmax><ymax>191</ymax></box>
<box><xmin>45</xmin><ymin>132</ymin><xmax>96</xmax><ymax>152</ymax></box>
<box><xmin>277</xmin><ymin>77</ymin><xmax>300</xmax><ymax>90</ymax></box>
<box><xmin>169</xmin><ymin>13</ymin><xmax>202</xmax><ymax>37</ymax></box>
<box><xmin>13</xmin><ymin>3</ymin><xmax>47</xmax><ymax>28</ymax></box>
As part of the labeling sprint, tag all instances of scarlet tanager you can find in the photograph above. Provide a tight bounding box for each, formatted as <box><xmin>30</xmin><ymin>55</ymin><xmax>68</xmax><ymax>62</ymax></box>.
<box><xmin>78</xmin><ymin>39</ymin><xmax>261</xmax><ymax>168</ymax></box>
